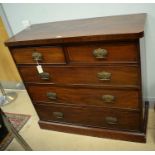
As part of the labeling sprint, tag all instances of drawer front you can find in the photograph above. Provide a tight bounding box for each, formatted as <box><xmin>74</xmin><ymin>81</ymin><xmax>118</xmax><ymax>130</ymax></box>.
<box><xmin>19</xmin><ymin>66</ymin><xmax>140</xmax><ymax>86</ymax></box>
<box><xmin>27</xmin><ymin>84</ymin><xmax>140</xmax><ymax>109</ymax></box>
<box><xmin>11</xmin><ymin>46</ymin><xmax>66</xmax><ymax>64</ymax></box>
<box><xmin>34</xmin><ymin>104</ymin><xmax>141</xmax><ymax>131</ymax></box>
<box><xmin>67</xmin><ymin>42</ymin><xmax>139</xmax><ymax>63</ymax></box>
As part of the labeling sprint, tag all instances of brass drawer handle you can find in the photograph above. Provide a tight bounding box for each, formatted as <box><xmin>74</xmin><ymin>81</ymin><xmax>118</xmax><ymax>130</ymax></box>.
<box><xmin>39</xmin><ymin>72</ymin><xmax>50</xmax><ymax>80</ymax></box>
<box><xmin>53</xmin><ymin>112</ymin><xmax>64</xmax><ymax>119</ymax></box>
<box><xmin>93</xmin><ymin>48</ymin><xmax>108</xmax><ymax>59</ymax></box>
<box><xmin>32</xmin><ymin>52</ymin><xmax>43</xmax><ymax>61</ymax></box>
<box><xmin>47</xmin><ymin>92</ymin><xmax>57</xmax><ymax>100</ymax></box>
<box><xmin>102</xmin><ymin>95</ymin><xmax>115</xmax><ymax>103</ymax></box>
<box><xmin>97</xmin><ymin>71</ymin><xmax>111</xmax><ymax>80</ymax></box>
<box><xmin>105</xmin><ymin>117</ymin><xmax>118</xmax><ymax>125</ymax></box>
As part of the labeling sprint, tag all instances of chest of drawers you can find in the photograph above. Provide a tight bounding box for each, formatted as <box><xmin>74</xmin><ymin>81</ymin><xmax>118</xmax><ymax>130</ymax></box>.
<box><xmin>5</xmin><ymin>13</ymin><xmax>149</xmax><ymax>142</ymax></box>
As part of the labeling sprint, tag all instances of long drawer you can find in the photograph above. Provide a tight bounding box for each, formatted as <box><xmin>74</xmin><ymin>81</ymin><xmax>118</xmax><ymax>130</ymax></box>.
<box><xmin>11</xmin><ymin>46</ymin><xmax>66</xmax><ymax>64</ymax></box>
<box><xmin>19</xmin><ymin>65</ymin><xmax>140</xmax><ymax>86</ymax></box>
<box><xmin>67</xmin><ymin>41</ymin><xmax>139</xmax><ymax>63</ymax></box>
<box><xmin>34</xmin><ymin>103</ymin><xmax>141</xmax><ymax>131</ymax></box>
<box><xmin>27</xmin><ymin>84</ymin><xmax>140</xmax><ymax>109</ymax></box>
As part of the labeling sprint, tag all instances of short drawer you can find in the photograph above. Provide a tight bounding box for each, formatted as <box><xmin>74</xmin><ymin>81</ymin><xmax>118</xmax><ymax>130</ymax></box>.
<box><xmin>67</xmin><ymin>42</ymin><xmax>139</xmax><ymax>63</ymax></box>
<box><xmin>19</xmin><ymin>65</ymin><xmax>140</xmax><ymax>86</ymax></box>
<box><xmin>34</xmin><ymin>104</ymin><xmax>141</xmax><ymax>131</ymax></box>
<box><xmin>27</xmin><ymin>84</ymin><xmax>140</xmax><ymax>110</ymax></box>
<box><xmin>11</xmin><ymin>46</ymin><xmax>66</xmax><ymax>64</ymax></box>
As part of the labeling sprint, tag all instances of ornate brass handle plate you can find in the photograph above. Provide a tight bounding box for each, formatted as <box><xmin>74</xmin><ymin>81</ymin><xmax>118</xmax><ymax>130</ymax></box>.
<box><xmin>93</xmin><ymin>48</ymin><xmax>108</xmax><ymax>59</ymax></box>
<box><xmin>47</xmin><ymin>92</ymin><xmax>57</xmax><ymax>100</ymax></box>
<box><xmin>102</xmin><ymin>95</ymin><xmax>115</xmax><ymax>103</ymax></box>
<box><xmin>53</xmin><ymin>112</ymin><xmax>64</xmax><ymax>119</ymax></box>
<box><xmin>97</xmin><ymin>71</ymin><xmax>111</xmax><ymax>80</ymax></box>
<box><xmin>39</xmin><ymin>72</ymin><xmax>50</xmax><ymax>80</ymax></box>
<box><xmin>32</xmin><ymin>52</ymin><xmax>43</xmax><ymax>61</ymax></box>
<box><xmin>105</xmin><ymin>116</ymin><xmax>118</xmax><ymax>125</ymax></box>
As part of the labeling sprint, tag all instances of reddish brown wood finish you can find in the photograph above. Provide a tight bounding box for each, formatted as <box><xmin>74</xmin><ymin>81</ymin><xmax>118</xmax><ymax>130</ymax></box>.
<box><xmin>38</xmin><ymin>102</ymin><xmax>149</xmax><ymax>143</ymax></box>
<box><xmin>27</xmin><ymin>84</ymin><xmax>140</xmax><ymax>110</ymax></box>
<box><xmin>11</xmin><ymin>46</ymin><xmax>66</xmax><ymax>64</ymax></box>
<box><xmin>5</xmin><ymin>14</ymin><xmax>148</xmax><ymax>143</ymax></box>
<box><xmin>18</xmin><ymin>65</ymin><xmax>140</xmax><ymax>86</ymax></box>
<box><xmin>5</xmin><ymin>14</ymin><xmax>146</xmax><ymax>47</ymax></box>
<box><xmin>39</xmin><ymin>120</ymin><xmax>146</xmax><ymax>143</ymax></box>
<box><xmin>34</xmin><ymin>103</ymin><xmax>141</xmax><ymax>131</ymax></box>
<box><xmin>67</xmin><ymin>41</ymin><xmax>139</xmax><ymax>63</ymax></box>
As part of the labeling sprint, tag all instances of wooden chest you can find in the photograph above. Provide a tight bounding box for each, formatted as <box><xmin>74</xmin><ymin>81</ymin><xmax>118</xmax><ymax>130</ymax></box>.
<box><xmin>5</xmin><ymin>13</ymin><xmax>149</xmax><ymax>142</ymax></box>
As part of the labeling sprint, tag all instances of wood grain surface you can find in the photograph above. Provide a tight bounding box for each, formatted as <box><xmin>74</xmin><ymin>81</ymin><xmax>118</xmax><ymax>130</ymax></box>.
<box><xmin>5</xmin><ymin>13</ymin><xmax>147</xmax><ymax>143</ymax></box>
<box><xmin>5</xmin><ymin>13</ymin><xmax>146</xmax><ymax>47</ymax></box>
<box><xmin>27</xmin><ymin>84</ymin><xmax>140</xmax><ymax>110</ymax></box>
<box><xmin>18</xmin><ymin>65</ymin><xmax>140</xmax><ymax>86</ymax></box>
<box><xmin>34</xmin><ymin>103</ymin><xmax>141</xmax><ymax>131</ymax></box>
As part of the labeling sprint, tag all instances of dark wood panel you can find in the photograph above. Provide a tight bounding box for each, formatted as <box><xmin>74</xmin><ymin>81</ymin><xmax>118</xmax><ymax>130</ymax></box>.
<box><xmin>11</xmin><ymin>46</ymin><xmax>66</xmax><ymax>64</ymax></box>
<box><xmin>34</xmin><ymin>103</ymin><xmax>141</xmax><ymax>131</ymax></box>
<box><xmin>67</xmin><ymin>41</ymin><xmax>139</xmax><ymax>63</ymax></box>
<box><xmin>5</xmin><ymin>13</ymin><xmax>147</xmax><ymax>143</ymax></box>
<box><xmin>18</xmin><ymin>65</ymin><xmax>140</xmax><ymax>86</ymax></box>
<box><xmin>27</xmin><ymin>84</ymin><xmax>140</xmax><ymax>110</ymax></box>
<box><xmin>38</xmin><ymin>101</ymin><xmax>149</xmax><ymax>143</ymax></box>
<box><xmin>39</xmin><ymin>120</ymin><xmax>146</xmax><ymax>143</ymax></box>
<box><xmin>5</xmin><ymin>14</ymin><xmax>146</xmax><ymax>47</ymax></box>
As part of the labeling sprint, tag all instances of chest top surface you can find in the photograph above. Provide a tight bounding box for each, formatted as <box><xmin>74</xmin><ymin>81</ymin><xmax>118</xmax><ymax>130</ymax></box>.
<box><xmin>5</xmin><ymin>13</ymin><xmax>146</xmax><ymax>47</ymax></box>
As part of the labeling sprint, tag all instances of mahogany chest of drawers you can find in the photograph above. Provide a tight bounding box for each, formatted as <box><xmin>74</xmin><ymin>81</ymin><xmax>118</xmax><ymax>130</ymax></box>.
<box><xmin>5</xmin><ymin>13</ymin><xmax>149</xmax><ymax>142</ymax></box>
